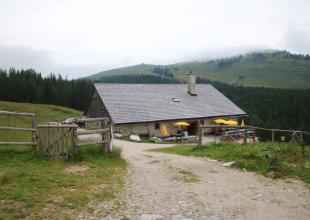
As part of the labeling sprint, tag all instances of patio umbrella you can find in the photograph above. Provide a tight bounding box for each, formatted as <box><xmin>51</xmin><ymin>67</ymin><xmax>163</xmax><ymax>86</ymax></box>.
<box><xmin>225</xmin><ymin>120</ymin><xmax>238</xmax><ymax>126</ymax></box>
<box><xmin>161</xmin><ymin>124</ymin><xmax>168</xmax><ymax>137</ymax></box>
<box><xmin>241</xmin><ymin>119</ymin><xmax>245</xmax><ymax>126</ymax></box>
<box><xmin>214</xmin><ymin>119</ymin><xmax>227</xmax><ymax>124</ymax></box>
<box><xmin>174</xmin><ymin>122</ymin><xmax>190</xmax><ymax>127</ymax></box>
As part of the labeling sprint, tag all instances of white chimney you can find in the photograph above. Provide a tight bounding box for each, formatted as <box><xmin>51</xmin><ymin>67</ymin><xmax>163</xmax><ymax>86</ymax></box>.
<box><xmin>187</xmin><ymin>71</ymin><xmax>197</xmax><ymax>96</ymax></box>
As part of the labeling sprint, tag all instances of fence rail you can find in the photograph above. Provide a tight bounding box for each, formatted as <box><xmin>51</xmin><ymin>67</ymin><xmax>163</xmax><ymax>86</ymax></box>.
<box><xmin>77</xmin><ymin>128</ymin><xmax>109</xmax><ymax>135</ymax></box>
<box><xmin>0</xmin><ymin>111</ymin><xmax>36</xmax><ymax>147</ymax></box>
<box><xmin>0</xmin><ymin>126</ymin><xmax>36</xmax><ymax>131</ymax></box>
<box><xmin>0</xmin><ymin>110</ymin><xmax>35</xmax><ymax>117</ymax></box>
<box><xmin>76</xmin><ymin>117</ymin><xmax>109</xmax><ymax>123</ymax></box>
<box><xmin>0</xmin><ymin>142</ymin><xmax>36</xmax><ymax>146</ymax></box>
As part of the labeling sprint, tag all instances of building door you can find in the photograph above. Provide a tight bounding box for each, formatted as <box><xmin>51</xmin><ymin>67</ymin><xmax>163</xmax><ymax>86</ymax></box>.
<box><xmin>187</xmin><ymin>122</ymin><xmax>198</xmax><ymax>135</ymax></box>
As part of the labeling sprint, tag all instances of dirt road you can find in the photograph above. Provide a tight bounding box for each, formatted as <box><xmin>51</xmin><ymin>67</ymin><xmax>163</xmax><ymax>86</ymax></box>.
<box><xmin>107</xmin><ymin>139</ymin><xmax>310</xmax><ymax>220</ymax></box>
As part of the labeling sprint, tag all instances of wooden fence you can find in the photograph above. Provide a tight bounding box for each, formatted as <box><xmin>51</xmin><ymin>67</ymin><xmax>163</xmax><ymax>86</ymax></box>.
<box><xmin>197</xmin><ymin>124</ymin><xmax>309</xmax><ymax>159</ymax></box>
<box><xmin>0</xmin><ymin>111</ymin><xmax>36</xmax><ymax>147</ymax></box>
<box><xmin>38</xmin><ymin>117</ymin><xmax>112</xmax><ymax>158</ymax></box>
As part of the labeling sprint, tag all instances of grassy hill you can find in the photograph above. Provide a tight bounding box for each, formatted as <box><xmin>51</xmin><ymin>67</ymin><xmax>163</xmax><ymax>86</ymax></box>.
<box><xmin>0</xmin><ymin>101</ymin><xmax>82</xmax><ymax>142</ymax></box>
<box><xmin>89</xmin><ymin>51</ymin><xmax>310</xmax><ymax>89</ymax></box>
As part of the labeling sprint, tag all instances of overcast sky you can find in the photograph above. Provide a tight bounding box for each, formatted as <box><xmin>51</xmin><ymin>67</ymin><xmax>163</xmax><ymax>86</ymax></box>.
<box><xmin>0</xmin><ymin>0</ymin><xmax>310</xmax><ymax>78</ymax></box>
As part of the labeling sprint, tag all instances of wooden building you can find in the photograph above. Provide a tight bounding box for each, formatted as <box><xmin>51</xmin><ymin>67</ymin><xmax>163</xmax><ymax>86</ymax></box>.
<box><xmin>84</xmin><ymin>73</ymin><xmax>246</xmax><ymax>137</ymax></box>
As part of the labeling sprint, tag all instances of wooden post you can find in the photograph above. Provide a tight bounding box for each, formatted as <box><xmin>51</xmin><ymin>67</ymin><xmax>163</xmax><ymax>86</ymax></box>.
<box><xmin>102</xmin><ymin>119</ymin><xmax>108</xmax><ymax>153</ymax></box>
<box><xmin>243</xmin><ymin>127</ymin><xmax>247</xmax><ymax>145</ymax></box>
<box><xmin>253</xmin><ymin>131</ymin><xmax>256</xmax><ymax>145</ymax></box>
<box><xmin>198</xmin><ymin>126</ymin><xmax>203</xmax><ymax>147</ymax></box>
<box><xmin>71</xmin><ymin>127</ymin><xmax>78</xmax><ymax>159</ymax></box>
<box><xmin>51</xmin><ymin>127</ymin><xmax>55</xmax><ymax>155</ymax></box>
<box><xmin>38</xmin><ymin>127</ymin><xmax>42</xmax><ymax>150</ymax></box>
<box><xmin>32</xmin><ymin>115</ymin><xmax>36</xmax><ymax>150</ymax></box>
<box><xmin>300</xmin><ymin>133</ymin><xmax>305</xmax><ymax>163</ymax></box>
<box><xmin>272</xmin><ymin>129</ymin><xmax>275</xmax><ymax>145</ymax></box>
<box><xmin>108</xmin><ymin>122</ymin><xmax>113</xmax><ymax>152</ymax></box>
<box><xmin>43</xmin><ymin>127</ymin><xmax>47</xmax><ymax>154</ymax></box>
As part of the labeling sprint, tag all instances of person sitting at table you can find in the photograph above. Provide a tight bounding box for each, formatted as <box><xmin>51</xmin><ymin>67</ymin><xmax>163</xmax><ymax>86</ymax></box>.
<box><xmin>181</xmin><ymin>129</ymin><xmax>188</xmax><ymax>139</ymax></box>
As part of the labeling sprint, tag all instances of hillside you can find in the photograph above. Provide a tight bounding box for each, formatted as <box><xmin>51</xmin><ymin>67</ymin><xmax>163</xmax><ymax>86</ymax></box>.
<box><xmin>89</xmin><ymin>51</ymin><xmax>310</xmax><ymax>89</ymax></box>
<box><xmin>0</xmin><ymin>101</ymin><xmax>82</xmax><ymax>142</ymax></box>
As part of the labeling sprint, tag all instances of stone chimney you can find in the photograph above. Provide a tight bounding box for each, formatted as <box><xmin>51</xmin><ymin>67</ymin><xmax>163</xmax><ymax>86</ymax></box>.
<box><xmin>187</xmin><ymin>71</ymin><xmax>197</xmax><ymax>96</ymax></box>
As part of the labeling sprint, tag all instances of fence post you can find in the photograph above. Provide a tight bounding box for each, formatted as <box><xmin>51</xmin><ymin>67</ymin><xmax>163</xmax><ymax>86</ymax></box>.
<box><xmin>198</xmin><ymin>126</ymin><xmax>203</xmax><ymax>147</ymax></box>
<box><xmin>253</xmin><ymin>131</ymin><xmax>256</xmax><ymax>145</ymax></box>
<box><xmin>243</xmin><ymin>126</ymin><xmax>247</xmax><ymax>145</ymax></box>
<box><xmin>32</xmin><ymin>115</ymin><xmax>36</xmax><ymax>150</ymax></box>
<box><xmin>300</xmin><ymin>133</ymin><xmax>305</xmax><ymax>163</ymax></box>
<box><xmin>71</xmin><ymin>126</ymin><xmax>78</xmax><ymax>158</ymax></box>
<box><xmin>101</xmin><ymin>118</ymin><xmax>108</xmax><ymax>154</ymax></box>
<box><xmin>38</xmin><ymin>127</ymin><xmax>42</xmax><ymax>151</ymax></box>
<box><xmin>108</xmin><ymin>121</ymin><xmax>112</xmax><ymax>153</ymax></box>
<box><xmin>272</xmin><ymin>129</ymin><xmax>275</xmax><ymax>144</ymax></box>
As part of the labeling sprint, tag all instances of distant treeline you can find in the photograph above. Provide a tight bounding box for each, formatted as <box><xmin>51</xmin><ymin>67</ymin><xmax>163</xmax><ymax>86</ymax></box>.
<box><xmin>0</xmin><ymin>69</ymin><xmax>92</xmax><ymax>110</ymax></box>
<box><xmin>152</xmin><ymin>66</ymin><xmax>174</xmax><ymax>77</ymax></box>
<box><xmin>95</xmin><ymin>74</ymin><xmax>180</xmax><ymax>84</ymax></box>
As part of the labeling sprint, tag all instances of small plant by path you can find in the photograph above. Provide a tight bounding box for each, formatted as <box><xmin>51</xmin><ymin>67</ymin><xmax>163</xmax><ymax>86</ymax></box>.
<box><xmin>150</xmin><ymin>142</ymin><xmax>310</xmax><ymax>183</ymax></box>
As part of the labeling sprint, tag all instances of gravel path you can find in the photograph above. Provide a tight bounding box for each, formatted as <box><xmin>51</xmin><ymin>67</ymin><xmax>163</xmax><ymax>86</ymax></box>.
<box><xmin>108</xmin><ymin>139</ymin><xmax>310</xmax><ymax>220</ymax></box>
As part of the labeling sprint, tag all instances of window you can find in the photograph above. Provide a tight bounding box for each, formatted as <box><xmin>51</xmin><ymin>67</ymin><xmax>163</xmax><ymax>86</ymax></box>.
<box><xmin>155</xmin><ymin>122</ymin><xmax>160</xmax><ymax>130</ymax></box>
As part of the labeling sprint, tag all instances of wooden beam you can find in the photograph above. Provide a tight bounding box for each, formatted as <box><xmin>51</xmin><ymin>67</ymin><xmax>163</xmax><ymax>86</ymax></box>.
<box><xmin>77</xmin><ymin>128</ymin><xmax>109</xmax><ymax>135</ymax></box>
<box><xmin>0</xmin><ymin>142</ymin><xmax>36</xmax><ymax>146</ymax></box>
<box><xmin>77</xmin><ymin>140</ymin><xmax>108</xmax><ymax>147</ymax></box>
<box><xmin>0</xmin><ymin>110</ymin><xmax>35</xmax><ymax>117</ymax></box>
<box><xmin>76</xmin><ymin>117</ymin><xmax>109</xmax><ymax>123</ymax></box>
<box><xmin>38</xmin><ymin>124</ymin><xmax>78</xmax><ymax>128</ymax></box>
<box><xmin>0</xmin><ymin>126</ymin><xmax>36</xmax><ymax>131</ymax></box>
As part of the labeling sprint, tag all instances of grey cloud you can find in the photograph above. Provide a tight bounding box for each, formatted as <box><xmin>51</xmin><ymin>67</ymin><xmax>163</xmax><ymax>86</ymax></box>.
<box><xmin>0</xmin><ymin>44</ymin><xmax>108</xmax><ymax>78</ymax></box>
<box><xmin>284</xmin><ymin>24</ymin><xmax>310</xmax><ymax>54</ymax></box>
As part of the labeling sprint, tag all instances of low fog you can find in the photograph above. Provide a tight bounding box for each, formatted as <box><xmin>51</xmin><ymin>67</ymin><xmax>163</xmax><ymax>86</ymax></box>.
<box><xmin>0</xmin><ymin>0</ymin><xmax>309</xmax><ymax>78</ymax></box>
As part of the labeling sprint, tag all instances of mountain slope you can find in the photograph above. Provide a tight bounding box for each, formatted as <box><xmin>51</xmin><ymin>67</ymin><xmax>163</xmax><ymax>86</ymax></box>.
<box><xmin>89</xmin><ymin>51</ymin><xmax>310</xmax><ymax>89</ymax></box>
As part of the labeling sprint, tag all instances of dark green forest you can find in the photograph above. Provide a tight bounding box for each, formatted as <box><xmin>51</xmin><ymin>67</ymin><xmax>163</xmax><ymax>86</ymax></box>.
<box><xmin>0</xmin><ymin>69</ymin><xmax>92</xmax><ymax>110</ymax></box>
<box><xmin>1</xmin><ymin>69</ymin><xmax>310</xmax><ymax>142</ymax></box>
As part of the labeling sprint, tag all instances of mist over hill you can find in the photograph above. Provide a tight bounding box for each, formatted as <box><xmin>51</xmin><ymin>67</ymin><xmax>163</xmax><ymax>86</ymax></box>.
<box><xmin>88</xmin><ymin>50</ymin><xmax>310</xmax><ymax>89</ymax></box>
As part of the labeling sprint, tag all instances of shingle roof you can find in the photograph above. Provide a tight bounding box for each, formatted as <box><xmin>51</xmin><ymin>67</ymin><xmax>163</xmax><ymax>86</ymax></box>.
<box><xmin>94</xmin><ymin>83</ymin><xmax>246</xmax><ymax>124</ymax></box>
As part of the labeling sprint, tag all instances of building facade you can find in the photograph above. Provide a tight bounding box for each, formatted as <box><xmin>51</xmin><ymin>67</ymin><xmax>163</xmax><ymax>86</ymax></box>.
<box><xmin>84</xmin><ymin>73</ymin><xmax>246</xmax><ymax>137</ymax></box>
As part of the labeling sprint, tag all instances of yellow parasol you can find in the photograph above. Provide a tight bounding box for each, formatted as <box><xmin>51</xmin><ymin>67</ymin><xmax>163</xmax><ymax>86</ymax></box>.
<box><xmin>225</xmin><ymin>120</ymin><xmax>238</xmax><ymax>126</ymax></box>
<box><xmin>240</xmin><ymin>119</ymin><xmax>245</xmax><ymax>126</ymax></box>
<box><xmin>174</xmin><ymin>122</ymin><xmax>190</xmax><ymax>127</ymax></box>
<box><xmin>214</xmin><ymin>119</ymin><xmax>227</xmax><ymax>124</ymax></box>
<box><xmin>161</xmin><ymin>124</ymin><xmax>168</xmax><ymax>136</ymax></box>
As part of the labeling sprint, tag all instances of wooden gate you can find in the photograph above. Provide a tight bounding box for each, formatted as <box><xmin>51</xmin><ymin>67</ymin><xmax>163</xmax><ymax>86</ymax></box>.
<box><xmin>38</xmin><ymin>124</ymin><xmax>77</xmax><ymax>159</ymax></box>
<box><xmin>38</xmin><ymin>117</ymin><xmax>111</xmax><ymax>159</ymax></box>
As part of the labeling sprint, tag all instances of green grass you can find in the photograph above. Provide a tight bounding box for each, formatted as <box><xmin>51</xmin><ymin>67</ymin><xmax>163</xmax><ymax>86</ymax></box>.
<box><xmin>0</xmin><ymin>101</ymin><xmax>82</xmax><ymax>142</ymax></box>
<box><xmin>150</xmin><ymin>142</ymin><xmax>310</xmax><ymax>183</ymax></box>
<box><xmin>0</xmin><ymin>101</ymin><xmax>127</xmax><ymax>218</ymax></box>
<box><xmin>0</xmin><ymin>145</ymin><xmax>127</xmax><ymax>219</ymax></box>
